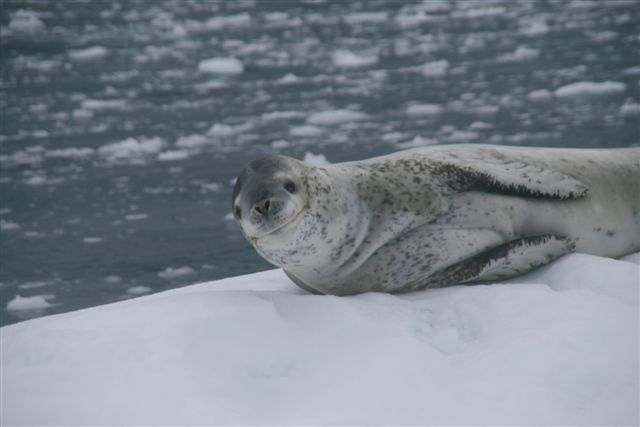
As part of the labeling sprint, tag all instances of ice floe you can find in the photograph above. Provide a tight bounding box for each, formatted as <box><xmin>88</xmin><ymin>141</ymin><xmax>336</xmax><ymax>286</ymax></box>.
<box><xmin>68</xmin><ymin>46</ymin><xmax>108</xmax><ymax>61</ymax></box>
<box><xmin>198</xmin><ymin>57</ymin><xmax>244</xmax><ymax>75</ymax></box>
<box><xmin>555</xmin><ymin>81</ymin><xmax>627</xmax><ymax>97</ymax></box>
<box><xmin>307</xmin><ymin>109</ymin><xmax>367</xmax><ymax>125</ymax></box>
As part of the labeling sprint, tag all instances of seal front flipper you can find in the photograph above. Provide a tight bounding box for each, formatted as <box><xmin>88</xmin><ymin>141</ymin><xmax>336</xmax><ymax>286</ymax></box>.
<box><xmin>412</xmin><ymin>234</ymin><xmax>575</xmax><ymax>290</ymax></box>
<box><xmin>435</xmin><ymin>159</ymin><xmax>589</xmax><ymax>199</ymax></box>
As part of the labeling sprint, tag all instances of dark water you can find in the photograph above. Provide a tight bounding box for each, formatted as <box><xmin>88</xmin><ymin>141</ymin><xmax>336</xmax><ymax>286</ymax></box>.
<box><xmin>1</xmin><ymin>0</ymin><xmax>638</xmax><ymax>325</ymax></box>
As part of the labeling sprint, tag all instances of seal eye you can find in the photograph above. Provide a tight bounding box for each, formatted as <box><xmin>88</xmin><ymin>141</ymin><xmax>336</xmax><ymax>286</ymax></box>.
<box><xmin>234</xmin><ymin>206</ymin><xmax>241</xmax><ymax>218</ymax></box>
<box><xmin>284</xmin><ymin>181</ymin><xmax>296</xmax><ymax>194</ymax></box>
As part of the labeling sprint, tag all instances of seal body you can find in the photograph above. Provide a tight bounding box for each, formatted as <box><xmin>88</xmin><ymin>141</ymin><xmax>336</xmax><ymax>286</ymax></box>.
<box><xmin>232</xmin><ymin>144</ymin><xmax>640</xmax><ymax>295</ymax></box>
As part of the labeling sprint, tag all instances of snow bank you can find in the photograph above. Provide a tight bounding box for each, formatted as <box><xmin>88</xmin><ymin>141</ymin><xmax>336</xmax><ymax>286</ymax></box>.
<box><xmin>198</xmin><ymin>57</ymin><xmax>244</xmax><ymax>75</ymax></box>
<box><xmin>555</xmin><ymin>81</ymin><xmax>627</xmax><ymax>97</ymax></box>
<box><xmin>2</xmin><ymin>252</ymin><xmax>637</xmax><ymax>425</ymax></box>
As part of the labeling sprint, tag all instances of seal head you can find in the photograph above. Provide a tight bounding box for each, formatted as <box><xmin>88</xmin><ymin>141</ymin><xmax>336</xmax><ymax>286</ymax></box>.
<box><xmin>232</xmin><ymin>155</ymin><xmax>309</xmax><ymax>240</ymax></box>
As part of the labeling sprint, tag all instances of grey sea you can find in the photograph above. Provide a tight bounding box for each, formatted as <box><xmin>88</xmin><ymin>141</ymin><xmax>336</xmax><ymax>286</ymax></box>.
<box><xmin>1</xmin><ymin>0</ymin><xmax>638</xmax><ymax>326</ymax></box>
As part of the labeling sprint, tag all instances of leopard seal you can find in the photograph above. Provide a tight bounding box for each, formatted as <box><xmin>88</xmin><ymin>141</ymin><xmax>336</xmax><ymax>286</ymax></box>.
<box><xmin>232</xmin><ymin>144</ymin><xmax>640</xmax><ymax>295</ymax></box>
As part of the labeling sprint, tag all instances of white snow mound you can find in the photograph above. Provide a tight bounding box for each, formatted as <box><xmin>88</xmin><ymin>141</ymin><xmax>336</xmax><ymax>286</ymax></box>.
<box><xmin>1</xmin><ymin>252</ymin><xmax>638</xmax><ymax>425</ymax></box>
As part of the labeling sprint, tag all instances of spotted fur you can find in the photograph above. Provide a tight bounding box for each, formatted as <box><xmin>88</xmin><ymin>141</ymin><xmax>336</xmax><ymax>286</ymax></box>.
<box><xmin>232</xmin><ymin>144</ymin><xmax>640</xmax><ymax>295</ymax></box>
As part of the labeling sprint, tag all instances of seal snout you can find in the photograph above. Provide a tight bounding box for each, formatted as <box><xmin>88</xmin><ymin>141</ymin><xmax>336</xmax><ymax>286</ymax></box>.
<box><xmin>251</xmin><ymin>196</ymin><xmax>283</xmax><ymax>219</ymax></box>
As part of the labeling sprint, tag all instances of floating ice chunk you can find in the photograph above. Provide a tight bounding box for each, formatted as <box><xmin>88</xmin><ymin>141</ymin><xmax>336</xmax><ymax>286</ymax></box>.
<box><xmin>453</xmin><ymin>6</ymin><xmax>506</xmax><ymax>18</ymax></box>
<box><xmin>520</xmin><ymin>18</ymin><xmax>550</xmax><ymax>36</ymax></box>
<box><xmin>125</xmin><ymin>214</ymin><xmax>149</xmax><ymax>221</ymax></box>
<box><xmin>555</xmin><ymin>81</ymin><xmax>627</xmax><ymax>97</ymax></box>
<box><xmin>332</xmin><ymin>50</ymin><xmax>378</xmax><ymax>68</ymax></box>
<box><xmin>194</xmin><ymin>80</ymin><xmax>228</xmax><ymax>92</ymax></box>
<box><xmin>620</xmin><ymin>102</ymin><xmax>640</xmax><ymax>116</ymax></box>
<box><xmin>69</xmin><ymin>46</ymin><xmax>108</xmax><ymax>61</ymax></box>
<box><xmin>105</xmin><ymin>275</ymin><xmax>121</xmax><ymax>284</ymax></box>
<box><xmin>469</xmin><ymin>121</ymin><xmax>493</xmax><ymax>130</ymax></box>
<box><xmin>72</xmin><ymin>109</ymin><xmax>94</xmax><ymax>120</ymax></box>
<box><xmin>158</xmin><ymin>266</ymin><xmax>195</xmax><ymax>279</ymax></box>
<box><xmin>98</xmin><ymin>137</ymin><xmax>166</xmax><ymax>163</ymax></box>
<box><xmin>81</xmin><ymin>99</ymin><xmax>127</xmax><ymax>110</ymax></box>
<box><xmin>158</xmin><ymin>150</ymin><xmax>192</xmax><ymax>161</ymax></box>
<box><xmin>126</xmin><ymin>286</ymin><xmax>151</xmax><ymax>295</ymax></box>
<box><xmin>261</xmin><ymin>110</ymin><xmax>305</xmax><ymax>121</ymax></box>
<box><xmin>343</xmin><ymin>12</ymin><xmax>388</xmax><ymax>25</ymax></box>
<box><xmin>277</xmin><ymin>73</ymin><xmax>299</xmax><ymax>84</ymax></box>
<box><xmin>497</xmin><ymin>46</ymin><xmax>539</xmax><ymax>62</ymax></box>
<box><xmin>290</xmin><ymin>125</ymin><xmax>323</xmax><ymax>137</ymax></box>
<box><xmin>198</xmin><ymin>57</ymin><xmax>244</xmax><ymax>75</ymax></box>
<box><xmin>18</xmin><ymin>281</ymin><xmax>47</xmax><ymax>290</ymax></box>
<box><xmin>175</xmin><ymin>134</ymin><xmax>212</xmax><ymax>149</ymax></box>
<box><xmin>303</xmin><ymin>152</ymin><xmax>330</xmax><ymax>165</ymax></box>
<box><xmin>34</xmin><ymin>104</ymin><xmax>56</xmax><ymax>116</ymax></box>
<box><xmin>528</xmin><ymin>89</ymin><xmax>553</xmax><ymax>101</ymax></box>
<box><xmin>621</xmin><ymin>65</ymin><xmax>640</xmax><ymax>76</ymax></box>
<box><xmin>24</xmin><ymin>175</ymin><xmax>47</xmax><ymax>186</ymax></box>
<box><xmin>407</xmin><ymin>103</ymin><xmax>444</xmax><ymax>116</ymax></box>
<box><xmin>0</xmin><ymin>220</ymin><xmax>21</xmax><ymax>231</ymax></box>
<box><xmin>446</xmin><ymin>130</ymin><xmax>478</xmax><ymax>142</ymax></box>
<box><xmin>271</xmin><ymin>140</ymin><xmax>291</xmax><ymax>148</ymax></box>
<box><xmin>83</xmin><ymin>237</ymin><xmax>103</xmax><ymax>243</ymax></box>
<box><xmin>224</xmin><ymin>212</ymin><xmax>234</xmax><ymax>221</ymax></box>
<box><xmin>7</xmin><ymin>9</ymin><xmax>45</xmax><ymax>35</ymax></box>
<box><xmin>307</xmin><ymin>109</ymin><xmax>367</xmax><ymax>125</ymax></box>
<box><xmin>203</xmin><ymin>13</ymin><xmax>251</xmax><ymax>30</ymax></box>
<box><xmin>264</xmin><ymin>12</ymin><xmax>290</xmax><ymax>22</ymax></box>
<box><xmin>0</xmin><ymin>147</ymin><xmax>45</xmax><ymax>167</ymax></box>
<box><xmin>192</xmin><ymin>181</ymin><xmax>223</xmax><ymax>193</ymax></box>
<box><xmin>6</xmin><ymin>295</ymin><xmax>52</xmax><ymax>311</ymax></box>
<box><xmin>46</xmin><ymin>147</ymin><xmax>95</xmax><ymax>159</ymax></box>
<box><xmin>207</xmin><ymin>123</ymin><xmax>236</xmax><ymax>136</ymax></box>
<box><xmin>422</xmin><ymin>59</ymin><xmax>449</xmax><ymax>77</ymax></box>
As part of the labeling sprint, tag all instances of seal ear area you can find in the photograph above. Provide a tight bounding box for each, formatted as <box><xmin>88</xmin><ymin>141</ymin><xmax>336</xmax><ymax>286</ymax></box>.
<box><xmin>434</xmin><ymin>160</ymin><xmax>589</xmax><ymax>200</ymax></box>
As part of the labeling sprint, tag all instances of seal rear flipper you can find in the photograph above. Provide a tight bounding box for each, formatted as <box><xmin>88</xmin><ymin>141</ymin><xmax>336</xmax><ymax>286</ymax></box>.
<box><xmin>412</xmin><ymin>234</ymin><xmax>575</xmax><ymax>290</ymax></box>
<box><xmin>435</xmin><ymin>159</ymin><xmax>589</xmax><ymax>200</ymax></box>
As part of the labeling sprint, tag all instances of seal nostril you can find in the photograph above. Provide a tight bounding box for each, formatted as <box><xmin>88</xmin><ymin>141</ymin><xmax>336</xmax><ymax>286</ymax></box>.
<box><xmin>254</xmin><ymin>199</ymin><xmax>272</xmax><ymax>216</ymax></box>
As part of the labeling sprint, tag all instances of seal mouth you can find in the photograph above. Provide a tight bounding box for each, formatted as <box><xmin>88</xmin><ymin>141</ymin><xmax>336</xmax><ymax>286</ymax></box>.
<box><xmin>250</xmin><ymin>204</ymin><xmax>307</xmax><ymax>242</ymax></box>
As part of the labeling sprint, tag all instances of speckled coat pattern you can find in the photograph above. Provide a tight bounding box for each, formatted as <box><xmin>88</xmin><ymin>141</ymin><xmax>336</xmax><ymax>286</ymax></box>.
<box><xmin>233</xmin><ymin>144</ymin><xmax>640</xmax><ymax>295</ymax></box>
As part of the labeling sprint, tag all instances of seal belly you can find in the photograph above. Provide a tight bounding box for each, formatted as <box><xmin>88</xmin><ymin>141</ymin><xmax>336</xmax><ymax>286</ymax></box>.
<box><xmin>516</xmin><ymin>148</ymin><xmax>640</xmax><ymax>257</ymax></box>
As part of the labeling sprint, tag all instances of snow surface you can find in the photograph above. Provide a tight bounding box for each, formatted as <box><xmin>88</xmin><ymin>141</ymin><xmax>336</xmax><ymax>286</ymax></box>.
<box><xmin>2</xmin><ymin>252</ymin><xmax>638</xmax><ymax>425</ymax></box>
